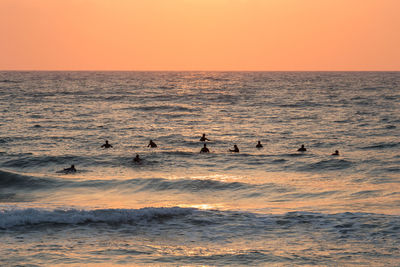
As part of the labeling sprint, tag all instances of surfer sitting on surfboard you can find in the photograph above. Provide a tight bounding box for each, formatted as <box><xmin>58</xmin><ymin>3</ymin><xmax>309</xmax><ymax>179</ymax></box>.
<box><xmin>63</xmin><ymin>165</ymin><xmax>76</xmax><ymax>173</ymax></box>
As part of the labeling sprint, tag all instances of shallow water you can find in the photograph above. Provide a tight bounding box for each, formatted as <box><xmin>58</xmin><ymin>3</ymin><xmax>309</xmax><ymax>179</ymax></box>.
<box><xmin>0</xmin><ymin>71</ymin><xmax>399</xmax><ymax>266</ymax></box>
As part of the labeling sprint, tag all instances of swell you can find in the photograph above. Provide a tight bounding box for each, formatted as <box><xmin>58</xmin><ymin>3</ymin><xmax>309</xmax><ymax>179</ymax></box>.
<box><xmin>131</xmin><ymin>104</ymin><xmax>200</xmax><ymax>112</ymax></box>
<box><xmin>2</xmin><ymin>155</ymin><xmax>90</xmax><ymax>168</ymax></box>
<box><xmin>0</xmin><ymin>79</ymin><xmax>21</xmax><ymax>83</ymax></box>
<box><xmin>0</xmin><ymin>207</ymin><xmax>195</xmax><ymax>229</ymax></box>
<box><xmin>360</xmin><ymin>142</ymin><xmax>400</xmax><ymax>150</ymax></box>
<box><xmin>298</xmin><ymin>159</ymin><xmax>354</xmax><ymax>171</ymax></box>
<box><xmin>1</xmin><ymin>154</ymin><xmax>149</xmax><ymax>170</ymax></box>
<box><xmin>0</xmin><ymin>169</ymin><xmax>61</xmax><ymax>189</ymax></box>
<box><xmin>129</xmin><ymin>177</ymin><xmax>253</xmax><ymax>192</ymax></box>
<box><xmin>1</xmin><ymin>207</ymin><xmax>399</xmax><ymax>240</ymax></box>
<box><xmin>0</xmin><ymin>169</ymin><xmax>258</xmax><ymax>193</ymax></box>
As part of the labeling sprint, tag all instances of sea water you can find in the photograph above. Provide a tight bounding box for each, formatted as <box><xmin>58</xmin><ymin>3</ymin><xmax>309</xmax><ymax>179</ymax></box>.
<box><xmin>0</xmin><ymin>71</ymin><xmax>399</xmax><ymax>266</ymax></box>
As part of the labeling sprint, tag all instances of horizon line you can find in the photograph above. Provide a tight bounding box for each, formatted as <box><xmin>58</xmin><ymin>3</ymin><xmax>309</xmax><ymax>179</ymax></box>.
<box><xmin>1</xmin><ymin>69</ymin><xmax>399</xmax><ymax>72</ymax></box>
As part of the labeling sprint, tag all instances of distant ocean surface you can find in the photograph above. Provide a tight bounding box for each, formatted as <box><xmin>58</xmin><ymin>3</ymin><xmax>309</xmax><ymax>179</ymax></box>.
<box><xmin>0</xmin><ymin>71</ymin><xmax>399</xmax><ymax>266</ymax></box>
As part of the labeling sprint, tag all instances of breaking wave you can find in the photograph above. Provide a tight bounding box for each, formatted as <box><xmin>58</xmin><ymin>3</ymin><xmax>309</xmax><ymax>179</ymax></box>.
<box><xmin>0</xmin><ymin>207</ymin><xmax>195</xmax><ymax>229</ymax></box>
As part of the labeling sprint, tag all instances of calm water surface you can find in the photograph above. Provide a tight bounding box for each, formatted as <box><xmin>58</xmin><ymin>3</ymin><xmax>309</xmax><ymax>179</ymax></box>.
<box><xmin>0</xmin><ymin>71</ymin><xmax>399</xmax><ymax>266</ymax></box>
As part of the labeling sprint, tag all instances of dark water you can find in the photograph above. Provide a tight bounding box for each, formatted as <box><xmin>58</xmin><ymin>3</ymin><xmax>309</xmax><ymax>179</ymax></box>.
<box><xmin>0</xmin><ymin>71</ymin><xmax>399</xmax><ymax>266</ymax></box>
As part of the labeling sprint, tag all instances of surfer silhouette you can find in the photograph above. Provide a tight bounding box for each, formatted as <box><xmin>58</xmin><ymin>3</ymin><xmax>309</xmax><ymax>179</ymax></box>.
<box><xmin>331</xmin><ymin>150</ymin><xmax>339</xmax><ymax>156</ymax></box>
<box><xmin>133</xmin><ymin>154</ymin><xmax>142</xmax><ymax>163</ymax></box>
<box><xmin>229</xmin><ymin>144</ymin><xmax>239</xmax><ymax>153</ymax></box>
<box><xmin>200</xmin><ymin>133</ymin><xmax>210</xmax><ymax>142</ymax></box>
<box><xmin>63</xmin><ymin>165</ymin><xmax>76</xmax><ymax>173</ymax></box>
<box><xmin>298</xmin><ymin>144</ymin><xmax>307</xmax><ymax>152</ymax></box>
<box><xmin>200</xmin><ymin>143</ymin><xmax>210</xmax><ymax>153</ymax></box>
<box><xmin>148</xmin><ymin>140</ymin><xmax>157</xmax><ymax>148</ymax></box>
<box><xmin>101</xmin><ymin>140</ymin><xmax>113</xmax><ymax>148</ymax></box>
<box><xmin>256</xmin><ymin>141</ymin><xmax>263</xmax><ymax>148</ymax></box>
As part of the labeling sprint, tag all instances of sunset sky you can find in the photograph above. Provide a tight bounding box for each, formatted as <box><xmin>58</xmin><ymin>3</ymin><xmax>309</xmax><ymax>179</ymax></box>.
<box><xmin>1</xmin><ymin>0</ymin><xmax>399</xmax><ymax>71</ymax></box>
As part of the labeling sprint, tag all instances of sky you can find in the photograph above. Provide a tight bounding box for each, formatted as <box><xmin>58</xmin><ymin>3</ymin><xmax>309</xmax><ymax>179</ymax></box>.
<box><xmin>0</xmin><ymin>0</ymin><xmax>399</xmax><ymax>71</ymax></box>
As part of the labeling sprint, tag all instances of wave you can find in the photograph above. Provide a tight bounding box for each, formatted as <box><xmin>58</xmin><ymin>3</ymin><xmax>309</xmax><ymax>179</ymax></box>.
<box><xmin>158</xmin><ymin>85</ymin><xmax>175</xmax><ymax>89</ymax></box>
<box><xmin>0</xmin><ymin>79</ymin><xmax>20</xmax><ymax>83</ymax></box>
<box><xmin>360</xmin><ymin>142</ymin><xmax>400</xmax><ymax>150</ymax></box>
<box><xmin>136</xmin><ymin>104</ymin><xmax>199</xmax><ymax>112</ymax></box>
<box><xmin>278</xmin><ymin>101</ymin><xmax>323</xmax><ymax>108</ymax></box>
<box><xmin>350</xmin><ymin>190</ymin><xmax>382</xmax><ymax>198</ymax></box>
<box><xmin>0</xmin><ymin>153</ymin><xmax>127</xmax><ymax>169</ymax></box>
<box><xmin>385</xmin><ymin>125</ymin><xmax>397</xmax><ymax>129</ymax></box>
<box><xmin>0</xmin><ymin>169</ymin><xmax>256</xmax><ymax>193</ymax></box>
<box><xmin>0</xmin><ymin>169</ymin><xmax>61</xmax><ymax>189</ymax></box>
<box><xmin>203</xmin><ymin>76</ymin><xmax>230</xmax><ymax>82</ymax></box>
<box><xmin>133</xmin><ymin>178</ymin><xmax>252</xmax><ymax>192</ymax></box>
<box><xmin>1</xmin><ymin>208</ymin><xmax>399</xmax><ymax>239</ymax></box>
<box><xmin>300</xmin><ymin>159</ymin><xmax>353</xmax><ymax>171</ymax></box>
<box><xmin>361</xmin><ymin>86</ymin><xmax>385</xmax><ymax>91</ymax></box>
<box><xmin>158</xmin><ymin>151</ymin><xmax>196</xmax><ymax>157</ymax></box>
<box><xmin>383</xmin><ymin>167</ymin><xmax>400</xmax><ymax>173</ymax></box>
<box><xmin>0</xmin><ymin>137</ymin><xmax>11</xmax><ymax>143</ymax></box>
<box><xmin>0</xmin><ymin>207</ymin><xmax>195</xmax><ymax>229</ymax></box>
<box><xmin>2</xmin><ymin>155</ymin><xmax>89</xmax><ymax>168</ymax></box>
<box><xmin>282</xmin><ymin>153</ymin><xmax>310</xmax><ymax>157</ymax></box>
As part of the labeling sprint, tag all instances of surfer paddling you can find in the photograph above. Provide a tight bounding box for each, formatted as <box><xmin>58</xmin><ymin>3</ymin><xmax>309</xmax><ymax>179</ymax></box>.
<box><xmin>229</xmin><ymin>144</ymin><xmax>239</xmax><ymax>153</ymax></box>
<box><xmin>331</xmin><ymin>150</ymin><xmax>339</xmax><ymax>156</ymax></box>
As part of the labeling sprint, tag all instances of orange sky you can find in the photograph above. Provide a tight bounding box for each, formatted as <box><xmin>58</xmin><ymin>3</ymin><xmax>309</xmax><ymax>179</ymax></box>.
<box><xmin>0</xmin><ymin>0</ymin><xmax>399</xmax><ymax>71</ymax></box>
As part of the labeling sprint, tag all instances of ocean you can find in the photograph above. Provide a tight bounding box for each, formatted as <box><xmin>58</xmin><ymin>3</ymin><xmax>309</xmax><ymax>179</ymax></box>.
<box><xmin>0</xmin><ymin>71</ymin><xmax>399</xmax><ymax>266</ymax></box>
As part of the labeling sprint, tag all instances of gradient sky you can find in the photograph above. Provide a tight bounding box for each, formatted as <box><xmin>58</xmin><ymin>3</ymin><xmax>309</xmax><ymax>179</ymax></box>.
<box><xmin>1</xmin><ymin>0</ymin><xmax>399</xmax><ymax>71</ymax></box>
